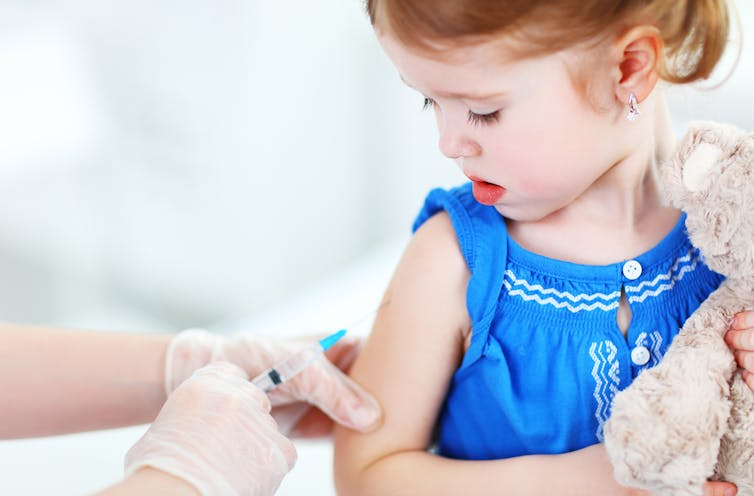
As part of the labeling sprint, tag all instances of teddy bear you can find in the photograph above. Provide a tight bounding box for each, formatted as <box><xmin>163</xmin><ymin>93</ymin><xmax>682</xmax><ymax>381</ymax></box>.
<box><xmin>603</xmin><ymin>121</ymin><xmax>754</xmax><ymax>496</ymax></box>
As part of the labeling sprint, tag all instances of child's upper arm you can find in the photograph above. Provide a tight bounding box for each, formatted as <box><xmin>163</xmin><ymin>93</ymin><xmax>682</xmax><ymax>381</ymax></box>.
<box><xmin>334</xmin><ymin>211</ymin><xmax>471</xmax><ymax>489</ymax></box>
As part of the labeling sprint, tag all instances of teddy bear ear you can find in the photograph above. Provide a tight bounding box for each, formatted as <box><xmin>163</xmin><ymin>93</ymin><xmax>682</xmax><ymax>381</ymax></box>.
<box><xmin>681</xmin><ymin>142</ymin><xmax>723</xmax><ymax>192</ymax></box>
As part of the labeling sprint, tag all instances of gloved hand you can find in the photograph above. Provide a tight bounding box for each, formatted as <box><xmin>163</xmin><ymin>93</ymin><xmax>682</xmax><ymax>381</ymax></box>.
<box><xmin>125</xmin><ymin>361</ymin><xmax>297</xmax><ymax>496</ymax></box>
<box><xmin>164</xmin><ymin>329</ymin><xmax>381</xmax><ymax>436</ymax></box>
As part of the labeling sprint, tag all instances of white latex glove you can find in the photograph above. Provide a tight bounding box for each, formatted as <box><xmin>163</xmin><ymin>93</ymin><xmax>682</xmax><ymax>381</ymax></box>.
<box><xmin>125</xmin><ymin>362</ymin><xmax>296</xmax><ymax>496</ymax></box>
<box><xmin>164</xmin><ymin>329</ymin><xmax>381</xmax><ymax>436</ymax></box>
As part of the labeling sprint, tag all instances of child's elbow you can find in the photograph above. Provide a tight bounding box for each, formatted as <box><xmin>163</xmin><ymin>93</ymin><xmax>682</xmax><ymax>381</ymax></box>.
<box><xmin>332</xmin><ymin>426</ymin><xmax>382</xmax><ymax>496</ymax></box>
<box><xmin>333</xmin><ymin>468</ymin><xmax>363</xmax><ymax>496</ymax></box>
<box><xmin>333</xmin><ymin>463</ymin><xmax>382</xmax><ymax>496</ymax></box>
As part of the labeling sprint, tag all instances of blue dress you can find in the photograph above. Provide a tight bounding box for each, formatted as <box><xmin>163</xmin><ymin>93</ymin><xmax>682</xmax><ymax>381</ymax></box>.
<box><xmin>412</xmin><ymin>183</ymin><xmax>725</xmax><ymax>460</ymax></box>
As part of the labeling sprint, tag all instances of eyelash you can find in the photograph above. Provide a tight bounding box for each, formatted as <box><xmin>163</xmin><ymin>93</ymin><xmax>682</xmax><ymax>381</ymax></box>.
<box><xmin>422</xmin><ymin>97</ymin><xmax>501</xmax><ymax>126</ymax></box>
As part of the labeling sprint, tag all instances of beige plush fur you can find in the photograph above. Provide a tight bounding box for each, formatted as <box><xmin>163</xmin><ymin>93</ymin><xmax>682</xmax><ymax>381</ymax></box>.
<box><xmin>604</xmin><ymin>122</ymin><xmax>754</xmax><ymax>496</ymax></box>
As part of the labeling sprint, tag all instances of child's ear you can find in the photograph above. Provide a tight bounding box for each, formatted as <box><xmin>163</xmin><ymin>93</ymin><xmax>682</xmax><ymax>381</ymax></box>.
<box><xmin>612</xmin><ymin>26</ymin><xmax>662</xmax><ymax>106</ymax></box>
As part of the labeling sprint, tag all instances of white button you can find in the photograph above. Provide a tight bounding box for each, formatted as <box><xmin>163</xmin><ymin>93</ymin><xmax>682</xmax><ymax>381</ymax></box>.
<box><xmin>622</xmin><ymin>260</ymin><xmax>642</xmax><ymax>280</ymax></box>
<box><xmin>631</xmin><ymin>346</ymin><xmax>651</xmax><ymax>366</ymax></box>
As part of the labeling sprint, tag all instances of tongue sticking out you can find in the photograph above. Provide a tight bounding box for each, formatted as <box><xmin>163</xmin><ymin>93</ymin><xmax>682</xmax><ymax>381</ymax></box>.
<box><xmin>471</xmin><ymin>180</ymin><xmax>505</xmax><ymax>206</ymax></box>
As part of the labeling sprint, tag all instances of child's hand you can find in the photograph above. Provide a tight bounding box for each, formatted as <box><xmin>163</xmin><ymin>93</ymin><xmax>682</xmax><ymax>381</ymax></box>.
<box><xmin>704</xmin><ymin>480</ymin><xmax>738</xmax><ymax>496</ymax></box>
<box><xmin>724</xmin><ymin>310</ymin><xmax>754</xmax><ymax>391</ymax></box>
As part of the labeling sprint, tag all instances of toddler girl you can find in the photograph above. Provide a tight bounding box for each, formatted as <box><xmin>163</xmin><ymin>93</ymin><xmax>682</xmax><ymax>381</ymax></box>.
<box><xmin>335</xmin><ymin>1</ymin><xmax>750</xmax><ymax>494</ymax></box>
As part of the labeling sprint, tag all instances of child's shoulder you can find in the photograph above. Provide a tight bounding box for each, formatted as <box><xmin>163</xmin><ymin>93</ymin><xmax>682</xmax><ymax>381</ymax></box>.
<box><xmin>412</xmin><ymin>182</ymin><xmax>485</xmax><ymax>234</ymax></box>
<box><xmin>394</xmin><ymin>209</ymin><xmax>473</xmax><ymax>342</ymax></box>
<box><xmin>413</xmin><ymin>182</ymin><xmax>508</xmax><ymax>271</ymax></box>
<box><xmin>410</xmin><ymin>210</ymin><xmax>464</xmax><ymax>269</ymax></box>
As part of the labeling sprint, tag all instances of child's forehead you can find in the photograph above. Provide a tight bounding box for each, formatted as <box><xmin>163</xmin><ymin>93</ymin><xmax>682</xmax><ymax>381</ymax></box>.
<box><xmin>378</xmin><ymin>28</ymin><xmax>520</xmax><ymax>64</ymax></box>
<box><xmin>379</xmin><ymin>31</ymin><xmax>569</xmax><ymax>96</ymax></box>
<box><xmin>399</xmin><ymin>74</ymin><xmax>507</xmax><ymax>100</ymax></box>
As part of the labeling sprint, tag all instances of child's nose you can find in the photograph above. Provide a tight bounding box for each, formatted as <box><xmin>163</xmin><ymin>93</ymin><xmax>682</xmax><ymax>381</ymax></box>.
<box><xmin>438</xmin><ymin>126</ymin><xmax>480</xmax><ymax>159</ymax></box>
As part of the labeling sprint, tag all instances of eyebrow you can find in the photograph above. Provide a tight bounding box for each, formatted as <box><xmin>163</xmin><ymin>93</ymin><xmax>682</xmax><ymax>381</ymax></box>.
<box><xmin>399</xmin><ymin>75</ymin><xmax>505</xmax><ymax>101</ymax></box>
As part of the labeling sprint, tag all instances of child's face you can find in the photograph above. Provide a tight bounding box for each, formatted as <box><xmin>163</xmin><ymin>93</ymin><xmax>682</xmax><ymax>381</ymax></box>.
<box><xmin>378</xmin><ymin>33</ymin><xmax>625</xmax><ymax>222</ymax></box>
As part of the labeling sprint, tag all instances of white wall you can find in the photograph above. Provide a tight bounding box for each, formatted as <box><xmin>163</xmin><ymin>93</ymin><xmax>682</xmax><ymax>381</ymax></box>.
<box><xmin>0</xmin><ymin>0</ymin><xmax>460</xmax><ymax>331</ymax></box>
<box><xmin>666</xmin><ymin>2</ymin><xmax>754</xmax><ymax>132</ymax></box>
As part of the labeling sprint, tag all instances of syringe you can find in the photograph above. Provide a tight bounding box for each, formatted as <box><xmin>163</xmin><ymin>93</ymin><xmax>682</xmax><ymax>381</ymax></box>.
<box><xmin>250</xmin><ymin>329</ymin><xmax>347</xmax><ymax>392</ymax></box>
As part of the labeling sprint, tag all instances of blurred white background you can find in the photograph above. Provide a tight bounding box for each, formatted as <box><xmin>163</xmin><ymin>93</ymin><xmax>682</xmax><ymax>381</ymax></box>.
<box><xmin>0</xmin><ymin>0</ymin><xmax>462</xmax><ymax>332</ymax></box>
<box><xmin>0</xmin><ymin>1</ymin><xmax>752</xmax><ymax>494</ymax></box>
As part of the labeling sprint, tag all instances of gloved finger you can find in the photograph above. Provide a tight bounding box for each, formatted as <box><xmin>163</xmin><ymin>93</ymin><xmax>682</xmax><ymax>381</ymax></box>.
<box><xmin>288</xmin><ymin>408</ymin><xmax>336</xmax><ymax>438</ymax></box>
<box><xmin>192</xmin><ymin>361</ymin><xmax>271</xmax><ymax>412</ymax></box>
<box><xmin>126</xmin><ymin>359</ymin><xmax>298</xmax><ymax>496</ymax></box>
<box><xmin>245</xmin><ymin>412</ymin><xmax>298</xmax><ymax>472</ymax></box>
<box><xmin>193</xmin><ymin>360</ymin><xmax>249</xmax><ymax>380</ymax></box>
<box><xmin>323</xmin><ymin>336</ymin><xmax>362</xmax><ymax>372</ymax></box>
<box><xmin>270</xmin><ymin>355</ymin><xmax>381</xmax><ymax>432</ymax></box>
<box><xmin>164</xmin><ymin>328</ymin><xmax>223</xmax><ymax>395</ymax></box>
<box><xmin>201</xmin><ymin>369</ymin><xmax>298</xmax><ymax>473</ymax></box>
<box><xmin>271</xmin><ymin>403</ymin><xmax>312</xmax><ymax>436</ymax></box>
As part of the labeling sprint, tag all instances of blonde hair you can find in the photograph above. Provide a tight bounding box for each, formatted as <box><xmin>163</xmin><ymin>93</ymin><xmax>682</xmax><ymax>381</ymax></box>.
<box><xmin>366</xmin><ymin>0</ymin><xmax>732</xmax><ymax>85</ymax></box>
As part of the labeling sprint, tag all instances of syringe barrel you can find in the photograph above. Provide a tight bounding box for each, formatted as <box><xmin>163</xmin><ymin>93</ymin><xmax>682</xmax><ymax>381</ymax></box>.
<box><xmin>251</xmin><ymin>343</ymin><xmax>322</xmax><ymax>392</ymax></box>
<box><xmin>273</xmin><ymin>343</ymin><xmax>322</xmax><ymax>382</ymax></box>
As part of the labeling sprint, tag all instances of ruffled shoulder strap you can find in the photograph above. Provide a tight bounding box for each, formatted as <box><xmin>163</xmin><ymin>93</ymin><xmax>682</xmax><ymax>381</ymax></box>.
<box><xmin>412</xmin><ymin>182</ymin><xmax>508</xmax><ymax>365</ymax></box>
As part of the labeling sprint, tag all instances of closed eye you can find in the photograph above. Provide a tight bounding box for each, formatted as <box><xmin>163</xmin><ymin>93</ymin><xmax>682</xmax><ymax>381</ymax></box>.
<box><xmin>422</xmin><ymin>97</ymin><xmax>501</xmax><ymax>127</ymax></box>
<box><xmin>467</xmin><ymin>110</ymin><xmax>500</xmax><ymax>126</ymax></box>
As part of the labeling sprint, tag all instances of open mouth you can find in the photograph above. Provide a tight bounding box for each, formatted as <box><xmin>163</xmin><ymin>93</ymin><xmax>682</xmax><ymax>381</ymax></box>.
<box><xmin>468</xmin><ymin>176</ymin><xmax>506</xmax><ymax>206</ymax></box>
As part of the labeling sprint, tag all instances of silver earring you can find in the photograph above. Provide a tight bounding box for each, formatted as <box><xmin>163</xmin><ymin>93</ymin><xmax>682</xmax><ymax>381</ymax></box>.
<box><xmin>627</xmin><ymin>93</ymin><xmax>640</xmax><ymax>122</ymax></box>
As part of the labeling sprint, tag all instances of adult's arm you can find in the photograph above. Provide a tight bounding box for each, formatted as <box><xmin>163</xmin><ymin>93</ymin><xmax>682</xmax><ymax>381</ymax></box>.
<box><xmin>0</xmin><ymin>324</ymin><xmax>169</xmax><ymax>438</ymax></box>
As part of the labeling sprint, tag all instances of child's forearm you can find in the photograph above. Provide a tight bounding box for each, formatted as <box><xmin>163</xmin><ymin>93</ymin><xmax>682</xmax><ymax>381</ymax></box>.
<box><xmin>0</xmin><ymin>323</ymin><xmax>170</xmax><ymax>438</ymax></box>
<box><xmin>336</xmin><ymin>444</ymin><xmax>644</xmax><ymax>496</ymax></box>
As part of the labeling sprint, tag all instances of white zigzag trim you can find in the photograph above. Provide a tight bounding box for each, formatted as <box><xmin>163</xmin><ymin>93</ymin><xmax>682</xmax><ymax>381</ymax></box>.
<box><xmin>625</xmin><ymin>249</ymin><xmax>700</xmax><ymax>294</ymax></box>
<box><xmin>626</xmin><ymin>259</ymin><xmax>700</xmax><ymax>303</ymax></box>
<box><xmin>624</xmin><ymin>251</ymin><xmax>692</xmax><ymax>293</ymax></box>
<box><xmin>504</xmin><ymin>282</ymin><xmax>620</xmax><ymax>313</ymax></box>
<box><xmin>504</xmin><ymin>270</ymin><xmax>621</xmax><ymax>302</ymax></box>
<box><xmin>590</xmin><ymin>340</ymin><xmax>619</xmax><ymax>442</ymax></box>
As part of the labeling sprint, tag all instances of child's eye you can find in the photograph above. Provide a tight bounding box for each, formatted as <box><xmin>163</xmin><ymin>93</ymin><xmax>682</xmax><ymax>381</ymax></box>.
<box><xmin>467</xmin><ymin>110</ymin><xmax>500</xmax><ymax>126</ymax></box>
<box><xmin>422</xmin><ymin>97</ymin><xmax>501</xmax><ymax>127</ymax></box>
